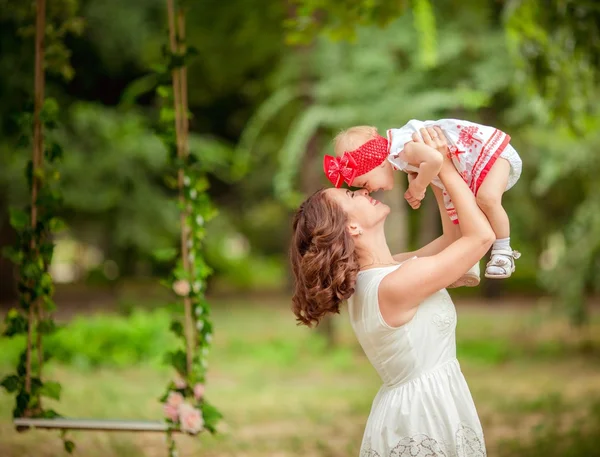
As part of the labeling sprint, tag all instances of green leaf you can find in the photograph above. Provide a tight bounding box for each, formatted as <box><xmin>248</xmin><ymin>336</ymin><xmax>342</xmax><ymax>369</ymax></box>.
<box><xmin>49</xmin><ymin>217</ymin><xmax>67</xmax><ymax>232</ymax></box>
<box><xmin>31</xmin><ymin>377</ymin><xmax>43</xmax><ymax>394</ymax></box>
<box><xmin>157</xmin><ymin>85</ymin><xmax>171</xmax><ymax>98</ymax></box>
<box><xmin>42</xmin><ymin>296</ymin><xmax>57</xmax><ymax>313</ymax></box>
<box><xmin>15</xmin><ymin>390</ymin><xmax>30</xmax><ymax>417</ymax></box>
<box><xmin>2</xmin><ymin>246</ymin><xmax>23</xmax><ymax>264</ymax></box>
<box><xmin>43</xmin><ymin>409</ymin><xmax>61</xmax><ymax>418</ymax></box>
<box><xmin>9</xmin><ymin>208</ymin><xmax>29</xmax><ymax>230</ymax></box>
<box><xmin>201</xmin><ymin>401</ymin><xmax>223</xmax><ymax>434</ymax></box>
<box><xmin>3</xmin><ymin>309</ymin><xmax>28</xmax><ymax>337</ymax></box>
<box><xmin>120</xmin><ymin>73</ymin><xmax>159</xmax><ymax>108</ymax></box>
<box><xmin>1</xmin><ymin>375</ymin><xmax>21</xmax><ymax>393</ymax></box>
<box><xmin>17</xmin><ymin>351</ymin><xmax>27</xmax><ymax>377</ymax></box>
<box><xmin>22</xmin><ymin>260</ymin><xmax>42</xmax><ymax>281</ymax></box>
<box><xmin>45</xmin><ymin>141</ymin><xmax>64</xmax><ymax>162</ymax></box>
<box><xmin>153</xmin><ymin>247</ymin><xmax>178</xmax><ymax>262</ymax></box>
<box><xmin>39</xmin><ymin>381</ymin><xmax>62</xmax><ymax>400</ymax></box>
<box><xmin>170</xmin><ymin>321</ymin><xmax>184</xmax><ymax>338</ymax></box>
<box><xmin>37</xmin><ymin>318</ymin><xmax>57</xmax><ymax>334</ymax></box>
<box><xmin>165</xmin><ymin>350</ymin><xmax>187</xmax><ymax>375</ymax></box>
<box><xmin>64</xmin><ymin>440</ymin><xmax>75</xmax><ymax>454</ymax></box>
<box><xmin>40</xmin><ymin>98</ymin><xmax>60</xmax><ymax>127</ymax></box>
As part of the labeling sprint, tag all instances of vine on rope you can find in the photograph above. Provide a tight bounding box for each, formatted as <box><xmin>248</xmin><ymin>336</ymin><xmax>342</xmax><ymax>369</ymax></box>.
<box><xmin>153</xmin><ymin>1</ymin><xmax>222</xmax><ymax>453</ymax></box>
<box><xmin>1</xmin><ymin>0</ymin><xmax>82</xmax><ymax>454</ymax></box>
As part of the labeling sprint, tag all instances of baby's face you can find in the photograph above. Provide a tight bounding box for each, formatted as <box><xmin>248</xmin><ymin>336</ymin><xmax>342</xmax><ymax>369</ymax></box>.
<box><xmin>351</xmin><ymin>161</ymin><xmax>395</xmax><ymax>193</ymax></box>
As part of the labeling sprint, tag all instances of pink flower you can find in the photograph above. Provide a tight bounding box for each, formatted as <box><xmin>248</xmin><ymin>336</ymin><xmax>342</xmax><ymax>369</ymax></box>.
<box><xmin>173</xmin><ymin>280</ymin><xmax>190</xmax><ymax>296</ymax></box>
<box><xmin>174</xmin><ymin>376</ymin><xmax>187</xmax><ymax>390</ymax></box>
<box><xmin>166</xmin><ymin>391</ymin><xmax>184</xmax><ymax>409</ymax></box>
<box><xmin>163</xmin><ymin>403</ymin><xmax>179</xmax><ymax>422</ymax></box>
<box><xmin>193</xmin><ymin>383</ymin><xmax>205</xmax><ymax>400</ymax></box>
<box><xmin>179</xmin><ymin>403</ymin><xmax>204</xmax><ymax>435</ymax></box>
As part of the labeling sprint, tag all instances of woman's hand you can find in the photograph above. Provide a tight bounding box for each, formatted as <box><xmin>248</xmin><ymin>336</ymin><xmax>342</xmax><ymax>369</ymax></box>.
<box><xmin>412</xmin><ymin>126</ymin><xmax>449</xmax><ymax>157</ymax></box>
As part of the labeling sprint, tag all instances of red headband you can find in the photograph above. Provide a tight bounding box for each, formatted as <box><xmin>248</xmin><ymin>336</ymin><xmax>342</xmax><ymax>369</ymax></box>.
<box><xmin>323</xmin><ymin>135</ymin><xmax>389</xmax><ymax>188</ymax></box>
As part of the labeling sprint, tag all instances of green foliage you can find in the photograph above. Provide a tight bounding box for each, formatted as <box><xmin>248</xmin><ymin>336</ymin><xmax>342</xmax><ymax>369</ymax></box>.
<box><xmin>285</xmin><ymin>0</ymin><xmax>407</xmax><ymax>44</ymax></box>
<box><xmin>153</xmin><ymin>7</ymin><xmax>222</xmax><ymax>444</ymax></box>
<box><xmin>82</xmin><ymin>0</ymin><xmax>165</xmax><ymax>75</ymax></box>
<box><xmin>0</xmin><ymin>4</ymin><xmax>80</xmax><ymax>451</ymax></box>
<box><xmin>516</xmin><ymin>115</ymin><xmax>600</xmax><ymax>325</ymax></box>
<box><xmin>58</xmin><ymin>103</ymin><xmax>180</xmax><ymax>256</ymax></box>
<box><xmin>250</xmin><ymin>7</ymin><xmax>511</xmax><ymax>205</ymax></box>
<box><xmin>42</xmin><ymin>309</ymin><xmax>178</xmax><ymax>368</ymax></box>
<box><xmin>497</xmin><ymin>399</ymin><xmax>600</xmax><ymax>457</ymax></box>
<box><xmin>0</xmin><ymin>309</ymin><xmax>178</xmax><ymax>370</ymax></box>
<box><xmin>504</xmin><ymin>0</ymin><xmax>600</xmax><ymax>128</ymax></box>
<box><xmin>2</xmin><ymin>97</ymin><xmax>66</xmax><ymax>421</ymax></box>
<box><xmin>2</xmin><ymin>0</ymin><xmax>84</xmax><ymax>80</ymax></box>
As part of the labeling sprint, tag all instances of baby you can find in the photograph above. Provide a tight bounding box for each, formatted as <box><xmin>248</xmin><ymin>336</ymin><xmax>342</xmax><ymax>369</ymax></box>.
<box><xmin>323</xmin><ymin>119</ymin><xmax>522</xmax><ymax>284</ymax></box>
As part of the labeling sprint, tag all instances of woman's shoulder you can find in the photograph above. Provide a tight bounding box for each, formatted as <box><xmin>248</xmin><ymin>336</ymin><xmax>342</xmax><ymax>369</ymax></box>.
<box><xmin>356</xmin><ymin>259</ymin><xmax>416</xmax><ymax>294</ymax></box>
<box><xmin>354</xmin><ymin>265</ymin><xmax>399</xmax><ymax>297</ymax></box>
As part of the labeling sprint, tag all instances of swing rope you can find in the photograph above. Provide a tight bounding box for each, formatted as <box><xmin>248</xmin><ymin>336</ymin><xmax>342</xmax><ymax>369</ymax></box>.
<box><xmin>14</xmin><ymin>0</ymin><xmax>199</xmax><ymax>439</ymax></box>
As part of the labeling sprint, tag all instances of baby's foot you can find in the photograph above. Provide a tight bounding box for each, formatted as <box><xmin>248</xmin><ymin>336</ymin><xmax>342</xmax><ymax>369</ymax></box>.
<box><xmin>448</xmin><ymin>262</ymin><xmax>480</xmax><ymax>288</ymax></box>
<box><xmin>485</xmin><ymin>249</ymin><xmax>521</xmax><ymax>279</ymax></box>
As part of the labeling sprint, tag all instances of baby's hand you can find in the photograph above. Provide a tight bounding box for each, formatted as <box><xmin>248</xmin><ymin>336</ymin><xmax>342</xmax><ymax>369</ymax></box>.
<box><xmin>405</xmin><ymin>172</ymin><xmax>423</xmax><ymax>209</ymax></box>
<box><xmin>408</xmin><ymin>174</ymin><xmax>426</xmax><ymax>201</ymax></box>
<box><xmin>404</xmin><ymin>190</ymin><xmax>421</xmax><ymax>209</ymax></box>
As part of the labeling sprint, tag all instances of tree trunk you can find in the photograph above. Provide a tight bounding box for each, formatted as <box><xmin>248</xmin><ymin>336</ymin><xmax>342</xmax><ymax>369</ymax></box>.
<box><xmin>382</xmin><ymin>173</ymin><xmax>409</xmax><ymax>253</ymax></box>
<box><xmin>418</xmin><ymin>190</ymin><xmax>441</xmax><ymax>248</ymax></box>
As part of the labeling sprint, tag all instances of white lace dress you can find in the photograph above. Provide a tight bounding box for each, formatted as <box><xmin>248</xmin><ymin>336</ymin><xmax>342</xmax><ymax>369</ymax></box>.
<box><xmin>347</xmin><ymin>262</ymin><xmax>486</xmax><ymax>457</ymax></box>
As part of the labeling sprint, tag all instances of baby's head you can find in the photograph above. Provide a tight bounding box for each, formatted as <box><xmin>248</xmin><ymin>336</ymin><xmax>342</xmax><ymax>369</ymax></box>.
<box><xmin>324</xmin><ymin>126</ymin><xmax>394</xmax><ymax>193</ymax></box>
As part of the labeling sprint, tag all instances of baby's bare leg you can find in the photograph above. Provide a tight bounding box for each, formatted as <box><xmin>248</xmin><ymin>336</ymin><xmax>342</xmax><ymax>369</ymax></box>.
<box><xmin>477</xmin><ymin>158</ymin><xmax>520</xmax><ymax>278</ymax></box>
<box><xmin>476</xmin><ymin>158</ymin><xmax>510</xmax><ymax>238</ymax></box>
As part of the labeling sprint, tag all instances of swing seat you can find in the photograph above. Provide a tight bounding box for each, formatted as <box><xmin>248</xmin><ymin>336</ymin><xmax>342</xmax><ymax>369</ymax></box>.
<box><xmin>14</xmin><ymin>417</ymin><xmax>175</xmax><ymax>432</ymax></box>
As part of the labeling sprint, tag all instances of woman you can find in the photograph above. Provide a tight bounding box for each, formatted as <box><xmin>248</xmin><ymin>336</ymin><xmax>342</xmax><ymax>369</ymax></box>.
<box><xmin>290</xmin><ymin>127</ymin><xmax>494</xmax><ymax>456</ymax></box>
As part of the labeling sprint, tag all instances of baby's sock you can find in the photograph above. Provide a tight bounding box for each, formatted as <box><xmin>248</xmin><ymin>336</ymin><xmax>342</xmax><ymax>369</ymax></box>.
<box><xmin>493</xmin><ymin>237</ymin><xmax>510</xmax><ymax>252</ymax></box>
<box><xmin>486</xmin><ymin>237</ymin><xmax>516</xmax><ymax>278</ymax></box>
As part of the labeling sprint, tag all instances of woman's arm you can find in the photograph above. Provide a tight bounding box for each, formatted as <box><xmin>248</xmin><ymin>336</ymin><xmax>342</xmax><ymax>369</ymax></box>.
<box><xmin>379</xmin><ymin>128</ymin><xmax>494</xmax><ymax>326</ymax></box>
<box><xmin>402</xmin><ymin>141</ymin><xmax>443</xmax><ymax>201</ymax></box>
<box><xmin>393</xmin><ymin>129</ymin><xmax>460</xmax><ymax>262</ymax></box>
<box><xmin>392</xmin><ymin>185</ymin><xmax>461</xmax><ymax>262</ymax></box>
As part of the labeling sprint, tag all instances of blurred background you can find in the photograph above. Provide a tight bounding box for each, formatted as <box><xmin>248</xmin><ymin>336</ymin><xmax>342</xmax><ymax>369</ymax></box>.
<box><xmin>1</xmin><ymin>0</ymin><xmax>600</xmax><ymax>456</ymax></box>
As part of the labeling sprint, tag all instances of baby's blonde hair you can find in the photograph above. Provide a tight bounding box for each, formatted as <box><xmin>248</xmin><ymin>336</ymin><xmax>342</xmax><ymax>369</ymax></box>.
<box><xmin>333</xmin><ymin>125</ymin><xmax>379</xmax><ymax>157</ymax></box>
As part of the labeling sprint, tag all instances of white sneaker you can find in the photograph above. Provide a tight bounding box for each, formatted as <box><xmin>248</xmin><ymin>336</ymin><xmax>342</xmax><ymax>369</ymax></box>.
<box><xmin>448</xmin><ymin>262</ymin><xmax>480</xmax><ymax>288</ymax></box>
<box><xmin>485</xmin><ymin>249</ymin><xmax>521</xmax><ymax>279</ymax></box>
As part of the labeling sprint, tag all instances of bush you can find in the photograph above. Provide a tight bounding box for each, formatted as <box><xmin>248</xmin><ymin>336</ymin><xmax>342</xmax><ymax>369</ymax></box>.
<box><xmin>0</xmin><ymin>309</ymin><xmax>178</xmax><ymax>370</ymax></box>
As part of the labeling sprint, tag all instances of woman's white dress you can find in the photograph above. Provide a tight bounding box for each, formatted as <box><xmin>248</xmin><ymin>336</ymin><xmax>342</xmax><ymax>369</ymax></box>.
<box><xmin>347</xmin><ymin>262</ymin><xmax>486</xmax><ymax>457</ymax></box>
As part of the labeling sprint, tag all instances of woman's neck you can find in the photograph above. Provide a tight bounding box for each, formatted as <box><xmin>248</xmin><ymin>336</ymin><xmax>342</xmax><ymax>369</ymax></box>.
<box><xmin>356</xmin><ymin>230</ymin><xmax>397</xmax><ymax>270</ymax></box>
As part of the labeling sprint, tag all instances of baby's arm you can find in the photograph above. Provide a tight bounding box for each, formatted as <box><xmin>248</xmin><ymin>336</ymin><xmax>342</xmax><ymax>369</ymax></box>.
<box><xmin>402</xmin><ymin>136</ymin><xmax>444</xmax><ymax>201</ymax></box>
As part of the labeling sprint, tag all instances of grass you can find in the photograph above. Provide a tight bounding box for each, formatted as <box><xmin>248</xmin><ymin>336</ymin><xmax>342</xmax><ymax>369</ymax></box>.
<box><xmin>1</xmin><ymin>296</ymin><xmax>600</xmax><ymax>456</ymax></box>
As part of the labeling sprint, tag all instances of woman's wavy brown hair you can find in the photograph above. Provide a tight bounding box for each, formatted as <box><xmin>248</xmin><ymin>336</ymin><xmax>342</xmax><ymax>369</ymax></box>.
<box><xmin>290</xmin><ymin>189</ymin><xmax>360</xmax><ymax>327</ymax></box>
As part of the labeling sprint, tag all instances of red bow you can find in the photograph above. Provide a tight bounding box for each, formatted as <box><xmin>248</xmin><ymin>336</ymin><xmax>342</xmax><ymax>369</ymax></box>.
<box><xmin>323</xmin><ymin>152</ymin><xmax>358</xmax><ymax>188</ymax></box>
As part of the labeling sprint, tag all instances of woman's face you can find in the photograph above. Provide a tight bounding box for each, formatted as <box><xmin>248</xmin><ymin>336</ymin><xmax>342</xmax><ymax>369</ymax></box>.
<box><xmin>325</xmin><ymin>188</ymin><xmax>390</xmax><ymax>234</ymax></box>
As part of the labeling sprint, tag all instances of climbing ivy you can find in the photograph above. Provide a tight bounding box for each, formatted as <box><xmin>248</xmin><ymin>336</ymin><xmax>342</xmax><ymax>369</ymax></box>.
<box><xmin>154</xmin><ymin>1</ymin><xmax>222</xmax><ymax>454</ymax></box>
<box><xmin>1</xmin><ymin>0</ymin><xmax>82</xmax><ymax>453</ymax></box>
